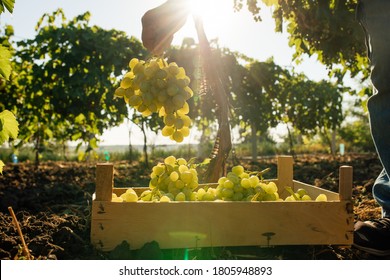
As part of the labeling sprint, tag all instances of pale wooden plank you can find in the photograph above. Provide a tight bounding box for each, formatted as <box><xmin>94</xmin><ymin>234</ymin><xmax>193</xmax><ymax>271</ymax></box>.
<box><xmin>277</xmin><ymin>156</ymin><xmax>294</xmax><ymax>198</ymax></box>
<box><xmin>91</xmin><ymin>200</ymin><xmax>353</xmax><ymax>251</ymax></box>
<box><xmin>339</xmin><ymin>166</ymin><xmax>353</xmax><ymax>201</ymax></box>
<box><xmin>95</xmin><ymin>163</ymin><xmax>114</xmax><ymax>202</ymax></box>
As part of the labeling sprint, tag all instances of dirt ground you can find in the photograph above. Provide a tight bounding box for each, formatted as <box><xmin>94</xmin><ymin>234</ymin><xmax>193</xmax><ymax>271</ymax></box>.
<box><xmin>0</xmin><ymin>154</ymin><xmax>388</xmax><ymax>260</ymax></box>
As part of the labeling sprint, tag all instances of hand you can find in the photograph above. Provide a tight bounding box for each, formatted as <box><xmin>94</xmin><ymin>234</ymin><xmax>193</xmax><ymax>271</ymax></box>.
<box><xmin>141</xmin><ymin>0</ymin><xmax>190</xmax><ymax>55</ymax></box>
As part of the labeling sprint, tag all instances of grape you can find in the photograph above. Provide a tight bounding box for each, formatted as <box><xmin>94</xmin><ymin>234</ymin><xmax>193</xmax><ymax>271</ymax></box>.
<box><xmin>177</xmin><ymin>158</ymin><xmax>187</xmax><ymax>165</ymax></box>
<box><xmin>263</xmin><ymin>193</ymin><xmax>277</xmax><ymax>201</ymax></box>
<box><xmin>232</xmin><ymin>165</ymin><xmax>244</xmax><ymax>176</ymax></box>
<box><xmin>232</xmin><ymin>192</ymin><xmax>244</xmax><ymax>201</ymax></box>
<box><xmin>264</xmin><ymin>182</ymin><xmax>278</xmax><ymax>194</ymax></box>
<box><xmin>169</xmin><ymin>171</ymin><xmax>179</xmax><ymax>182</ymax></box>
<box><xmin>285</xmin><ymin>195</ymin><xmax>296</xmax><ymax>202</ymax></box>
<box><xmin>218</xmin><ymin>177</ymin><xmax>227</xmax><ymax>185</ymax></box>
<box><xmin>162</xmin><ymin>125</ymin><xmax>174</xmax><ymax>137</ymax></box>
<box><xmin>128</xmin><ymin>95</ymin><xmax>142</xmax><ymax>107</ymax></box>
<box><xmin>221</xmin><ymin>188</ymin><xmax>234</xmax><ymax>198</ymax></box>
<box><xmin>202</xmin><ymin>192</ymin><xmax>215</xmax><ymax>201</ymax></box>
<box><xmin>188</xmin><ymin>180</ymin><xmax>198</xmax><ymax>189</ymax></box>
<box><xmin>297</xmin><ymin>188</ymin><xmax>308</xmax><ymax>197</ymax></box>
<box><xmin>175</xmin><ymin>179</ymin><xmax>185</xmax><ymax>189</ymax></box>
<box><xmin>223</xmin><ymin>180</ymin><xmax>234</xmax><ymax>189</ymax></box>
<box><xmin>189</xmin><ymin>192</ymin><xmax>197</xmax><ymax>201</ymax></box>
<box><xmin>172</xmin><ymin>130</ymin><xmax>184</xmax><ymax>143</ymax></box>
<box><xmin>197</xmin><ymin>188</ymin><xmax>206</xmax><ymax>200</ymax></box>
<box><xmin>115</xmin><ymin>57</ymin><xmax>194</xmax><ymax>143</ymax></box>
<box><xmin>114</xmin><ymin>87</ymin><xmax>126</xmax><ymax>98</ymax></box>
<box><xmin>175</xmin><ymin>192</ymin><xmax>186</xmax><ymax>201</ymax></box>
<box><xmin>164</xmin><ymin>155</ymin><xmax>176</xmax><ymax>165</ymax></box>
<box><xmin>129</xmin><ymin>58</ymin><xmax>139</xmax><ymax>69</ymax></box>
<box><xmin>227</xmin><ymin>172</ymin><xmax>240</xmax><ymax>184</ymax></box>
<box><xmin>164</xmin><ymin>114</ymin><xmax>175</xmax><ymax>126</ymax></box>
<box><xmin>301</xmin><ymin>194</ymin><xmax>312</xmax><ymax>201</ymax></box>
<box><xmin>178</xmin><ymin>164</ymin><xmax>188</xmax><ymax>173</ymax></box>
<box><xmin>149</xmin><ymin>176</ymin><xmax>158</xmax><ymax>188</ymax></box>
<box><xmin>120</xmin><ymin>189</ymin><xmax>138</xmax><ymax>202</ymax></box>
<box><xmin>139</xmin><ymin>190</ymin><xmax>152</xmax><ymax>201</ymax></box>
<box><xmin>180</xmin><ymin>171</ymin><xmax>193</xmax><ymax>184</ymax></box>
<box><xmin>152</xmin><ymin>164</ymin><xmax>164</xmax><ymax>176</ymax></box>
<box><xmin>315</xmin><ymin>194</ymin><xmax>328</xmax><ymax>202</ymax></box>
<box><xmin>174</xmin><ymin>118</ymin><xmax>184</xmax><ymax>130</ymax></box>
<box><xmin>160</xmin><ymin>195</ymin><xmax>171</xmax><ymax>202</ymax></box>
<box><xmin>248</xmin><ymin>176</ymin><xmax>260</xmax><ymax>187</ymax></box>
<box><xmin>111</xmin><ymin>193</ymin><xmax>124</xmax><ymax>202</ymax></box>
<box><xmin>240</xmin><ymin>178</ymin><xmax>251</xmax><ymax>189</ymax></box>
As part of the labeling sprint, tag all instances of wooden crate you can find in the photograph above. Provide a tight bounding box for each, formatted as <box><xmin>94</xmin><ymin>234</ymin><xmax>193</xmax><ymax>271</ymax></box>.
<box><xmin>90</xmin><ymin>156</ymin><xmax>354</xmax><ymax>251</ymax></box>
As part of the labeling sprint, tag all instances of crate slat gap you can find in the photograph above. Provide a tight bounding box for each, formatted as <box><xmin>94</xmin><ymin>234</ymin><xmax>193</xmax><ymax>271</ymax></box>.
<box><xmin>91</xmin><ymin>156</ymin><xmax>354</xmax><ymax>251</ymax></box>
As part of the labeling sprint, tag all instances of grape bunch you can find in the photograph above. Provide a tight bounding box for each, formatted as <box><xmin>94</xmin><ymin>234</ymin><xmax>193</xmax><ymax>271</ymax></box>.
<box><xmin>114</xmin><ymin>57</ymin><xmax>193</xmax><ymax>143</ymax></box>
<box><xmin>110</xmin><ymin>157</ymin><xmax>329</xmax><ymax>203</ymax></box>
<box><xmin>214</xmin><ymin>165</ymin><xmax>281</xmax><ymax>201</ymax></box>
<box><xmin>139</xmin><ymin>155</ymin><xmax>200</xmax><ymax>202</ymax></box>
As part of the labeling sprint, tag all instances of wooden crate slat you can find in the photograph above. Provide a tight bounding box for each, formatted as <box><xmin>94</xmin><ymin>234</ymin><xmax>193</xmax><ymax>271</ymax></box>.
<box><xmin>91</xmin><ymin>200</ymin><xmax>353</xmax><ymax>251</ymax></box>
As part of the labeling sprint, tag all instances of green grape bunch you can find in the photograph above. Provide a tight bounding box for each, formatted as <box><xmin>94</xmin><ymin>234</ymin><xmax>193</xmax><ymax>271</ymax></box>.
<box><xmin>214</xmin><ymin>165</ymin><xmax>281</xmax><ymax>202</ymax></box>
<box><xmin>114</xmin><ymin>57</ymin><xmax>193</xmax><ymax>143</ymax></box>
<box><xmin>111</xmin><ymin>157</ymin><xmax>329</xmax><ymax>203</ymax></box>
<box><xmin>140</xmin><ymin>155</ymin><xmax>200</xmax><ymax>202</ymax></box>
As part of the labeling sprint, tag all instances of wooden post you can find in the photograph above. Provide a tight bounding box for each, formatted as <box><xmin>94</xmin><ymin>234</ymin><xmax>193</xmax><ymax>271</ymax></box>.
<box><xmin>339</xmin><ymin>165</ymin><xmax>353</xmax><ymax>201</ymax></box>
<box><xmin>277</xmin><ymin>156</ymin><xmax>294</xmax><ymax>190</ymax></box>
<box><xmin>95</xmin><ymin>163</ymin><xmax>114</xmax><ymax>201</ymax></box>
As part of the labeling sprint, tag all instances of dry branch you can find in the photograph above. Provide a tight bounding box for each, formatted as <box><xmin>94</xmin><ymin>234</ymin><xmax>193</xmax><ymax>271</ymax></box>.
<box><xmin>8</xmin><ymin>206</ymin><xmax>32</xmax><ymax>260</ymax></box>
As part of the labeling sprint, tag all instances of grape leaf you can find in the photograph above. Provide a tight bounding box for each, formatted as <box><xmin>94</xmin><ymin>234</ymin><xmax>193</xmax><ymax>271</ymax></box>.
<box><xmin>2</xmin><ymin>0</ymin><xmax>15</xmax><ymax>13</ymax></box>
<box><xmin>0</xmin><ymin>110</ymin><xmax>19</xmax><ymax>144</ymax></box>
<box><xmin>0</xmin><ymin>160</ymin><xmax>4</xmax><ymax>174</ymax></box>
<box><xmin>0</xmin><ymin>45</ymin><xmax>12</xmax><ymax>80</ymax></box>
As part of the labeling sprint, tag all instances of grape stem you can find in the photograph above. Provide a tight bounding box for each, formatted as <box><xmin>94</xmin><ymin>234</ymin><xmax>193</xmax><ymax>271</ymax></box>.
<box><xmin>285</xmin><ymin>186</ymin><xmax>300</xmax><ymax>201</ymax></box>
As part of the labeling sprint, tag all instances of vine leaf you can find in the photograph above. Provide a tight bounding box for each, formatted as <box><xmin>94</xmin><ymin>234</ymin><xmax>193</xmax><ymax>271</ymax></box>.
<box><xmin>0</xmin><ymin>110</ymin><xmax>18</xmax><ymax>174</ymax></box>
<box><xmin>0</xmin><ymin>0</ymin><xmax>15</xmax><ymax>14</ymax></box>
<box><xmin>0</xmin><ymin>45</ymin><xmax>12</xmax><ymax>80</ymax></box>
<box><xmin>0</xmin><ymin>110</ymin><xmax>19</xmax><ymax>144</ymax></box>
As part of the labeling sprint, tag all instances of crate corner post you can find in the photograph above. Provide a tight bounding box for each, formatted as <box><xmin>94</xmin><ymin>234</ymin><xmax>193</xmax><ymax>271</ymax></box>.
<box><xmin>95</xmin><ymin>162</ymin><xmax>114</xmax><ymax>202</ymax></box>
<box><xmin>339</xmin><ymin>165</ymin><xmax>353</xmax><ymax>201</ymax></box>
<box><xmin>277</xmin><ymin>155</ymin><xmax>294</xmax><ymax>192</ymax></box>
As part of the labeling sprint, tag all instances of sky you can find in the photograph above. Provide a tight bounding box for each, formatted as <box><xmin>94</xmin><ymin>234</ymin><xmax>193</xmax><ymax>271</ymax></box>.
<box><xmin>0</xmin><ymin>0</ymin><xmax>346</xmax><ymax>146</ymax></box>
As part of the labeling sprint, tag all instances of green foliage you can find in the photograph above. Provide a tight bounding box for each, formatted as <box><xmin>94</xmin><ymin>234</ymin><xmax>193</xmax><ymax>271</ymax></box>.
<box><xmin>283</xmin><ymin>77</ymin><xmax>344</xmax><ymax>135</ymax></box>
<box><xmin>0</xmin><ymin>0</ymin><xmax>14</xmax><ymax>80</ymax></box>
<box><xmin>0</xmin><ymin>45</ymin><xmax>11</xmax><ymax>79</ymax></box>
<box><xmin>237</xmin><ymin>59</ymin><xmax>287</xmax><ymax>133</ymax></box>
<box><xmin>9</xmin><ymin>9</ymin><xmax>147</xmax><ymax>163</ymax></box>
<box><xmin>0</xmin><ymin>0</ymin><xmax>14</xmax><ymax>14</ymax></box>
<box><xmin>166</xmin><ymin>38</ymin><xmax>345</xmax><ymax>158</ymax></box>
<box><xmin>234</xmin><ymin>0</ymin><xmax>369</xmax><ymax>84</ymax></box>
<box><xmin>0</xmin><ymin>109</ymin><xmax>18</xmax><ymax>173</ymax></box>
<box><xmin>0</xmin><ymin>0</ymin><xmax>16</xmax><ymax>173</ymax></box>
<box><xmin>339</xmin><ymin>112</ymin><xmax>375</xmax><ymax>152</ymax></box>
<box><xmin>0</xmin><ymin>109</ymin><xmax>18</xmax><ymax>143</ymax></box>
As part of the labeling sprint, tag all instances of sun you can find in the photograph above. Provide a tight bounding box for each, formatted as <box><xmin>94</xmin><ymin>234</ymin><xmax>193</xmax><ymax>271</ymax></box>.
<box><xmin>185</xmin><ymin>0</ymin><xmax>235</xmax><ymax>37</ymax></box>
<box><xmin>189</xmin><ymin>0</ymin><xmax>232</xmax><ymax>20</ymax></box>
